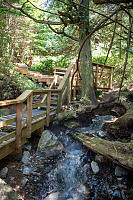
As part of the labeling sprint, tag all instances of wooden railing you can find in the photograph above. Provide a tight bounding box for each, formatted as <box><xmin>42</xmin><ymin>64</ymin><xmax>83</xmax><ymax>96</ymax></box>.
<box><xmin>0</xmin><ymin>59</ymin><xmax>114</xmax><ymax>159</ymax></box>
<box><xmin>72</xmin><ymin>62</ymin><xmax>114</xmax><ymax>95</ymax></box>
<box><xmin>0</xmin><ymin>59</ymin><xmax>76</xmax><ymax>158</ymax></box>
<box><xmin>92</xmin><ymin>63</ymin><xmax>114</xmax><ymax>89</ymax></box>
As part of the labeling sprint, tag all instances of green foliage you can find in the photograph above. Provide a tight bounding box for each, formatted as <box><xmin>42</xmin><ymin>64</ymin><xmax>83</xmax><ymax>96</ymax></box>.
<box><xmin>54</xmin><ymin>57</ymin><xmax>71</xmax><ymax>68</ymax></box>
<box><xmin>93</xmin><ymin>54</ymin><xmax>133</xmax><ymax>90</ymax></box>
<box><xmin>30</xmin><ymin>59</ymin><xmax>54</xmax><ymax>75</ymax></box>
<box><xmin>0</xmin><ymin>62</ymin><xmax>41</xmax><ymax>100</ymax></box>
<box><xmin>30</xmin><ymin>57</ymin><xmax>71</xmax><ymax>75</ymax></box>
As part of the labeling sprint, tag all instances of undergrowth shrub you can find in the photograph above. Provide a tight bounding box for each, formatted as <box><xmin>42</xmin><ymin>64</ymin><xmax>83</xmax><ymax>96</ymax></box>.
<box><xmin>0</xmin><ymin>62</ymin><xmax>40</xmax><ymax>100</ymax></box>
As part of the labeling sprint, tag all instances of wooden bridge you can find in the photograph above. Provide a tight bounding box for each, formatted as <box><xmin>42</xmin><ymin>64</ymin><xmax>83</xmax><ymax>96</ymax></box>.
<box><xmin>0</xmin><ymin>60</ymin><xmax>114</xmax><ymax>160</ymax></box>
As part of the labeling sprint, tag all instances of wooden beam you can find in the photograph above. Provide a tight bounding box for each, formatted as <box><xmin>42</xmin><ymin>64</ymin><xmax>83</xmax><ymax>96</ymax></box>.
<box><xmin>27</xmin><ymin>95</ymin><xmax>32</xmax><ymax>138</ymax></box>
<box><xmin>46</xmin><ymin>92</ymin><xmax>51</xmax><ymax>127</ymax></box>
<box><xmin>16</xmin><ymin>103</ymin><xmax>22</xmax><ymax>155</ymax></box>
<box><xmin>67</xmin><ymin>75</ymin><xmax>71</xmax><ymax>106</ymax></box>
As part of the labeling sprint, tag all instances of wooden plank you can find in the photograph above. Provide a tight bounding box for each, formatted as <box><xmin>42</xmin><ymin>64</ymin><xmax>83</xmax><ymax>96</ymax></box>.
<box><xmin>0</xmin><ymin>117</ymin><xmax>16</xmax><ymax>128</ymax></box>
<box><xmin>53</xmin><ymin>67</ymin><xmax>67</xmax><ymax>71</ymax></box>
<box><xmin>27</xmin><ymin>95</ymin><xmax>32</xmax><ymax>138</ymax></box>
<box><xmin>32</xmin><ymin>102</ymin><xmax>46</xmax><ymax>109</ymax></box>
<box><xmin>32</xmin><ymin>111</ymin><xmax>46</xmax><ymax>120</ymax></box>
<box><xmin>0</xmin><ymin>137</ymin><xmax>27</xmax><ymax>160</ymax></box>
<box><xmin>92</xmin><ymin>62</ymin><xmax>115</xmax><ymax>69</ymax></box>
<box><xmin>16</xmin><ymin>103</ymin><xmax>22</xmax><ymax>155</ymax></box>
<box><xmin>33</xmin><ymin>89</ymin><xmax>59</xmax><ymax>95</ymax></box>
<box><xmin>57</xmin><ymin>91</ymin><xmax>62</xmax><ymax>113</ymax></box>
<box><xmin>41</xmin><ymin>79</ymin><xmax>55</xmax><ymax>104</ymax></box>
<box><xmin>16</xmin><ymin>90</ymin><xmax>33</xmax><ymax>102</ymax></box>
<box><xmin>46</xmin><ymin>92</ymin><xmax>51</xmax><ymax>127</ymax></box>
<box><xmin>109</xmin><ymin>67</ymin><xmax>113</xmax><ymax>88</ymax></box>
<box><xmin>0</xmin><ymin>131</ymin><xmax>15</xmax><ymax>142</ymax></box>
<box><xmin>58</xmin><ymin>60</ymin><xmax>74</xmax><ymax>91</ymax></box>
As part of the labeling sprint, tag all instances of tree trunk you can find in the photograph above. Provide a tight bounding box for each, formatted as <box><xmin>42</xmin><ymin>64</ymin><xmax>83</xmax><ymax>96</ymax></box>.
<box><xmin>79</xmin><ymin>0</ymin><xmax>98</xmax><ymax>105</ymax></box>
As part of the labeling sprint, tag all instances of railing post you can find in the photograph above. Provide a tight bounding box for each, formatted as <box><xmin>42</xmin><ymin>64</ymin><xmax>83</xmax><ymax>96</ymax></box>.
<box><xmin>46</xmin><ymin>91</ymin><xmax>51</xmax><ymax>127</ymax></box>
<box><xmin>57</xmin><ymin>90</ymin><xmax>62</xmax><ymax>113</ymax></box>
<box><xmin>27</xmin><ymin>94</ymin><xmax>32</xmax><ymax>138</ymax></box>
<box><xmin>67</xmin><ymin>75</ymin><xmax>71</xmax><ymax>106</ymax></box>
<box><xmin>109</xmin><ymin>67</ymin><xmax>113</xmax><ymax>88</ymax></box>
<box><xmin>16</xmin><ymin>103</ymin><xmax>22</xmax><ymax>155</ymax></box>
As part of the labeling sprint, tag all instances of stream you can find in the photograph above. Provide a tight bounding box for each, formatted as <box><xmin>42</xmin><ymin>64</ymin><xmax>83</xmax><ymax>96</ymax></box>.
<box><xmin>1</xmin><ymin>115</ymin><xmax>133</xmax><ymax>200</ymax></box>
<box><xmin>22</xmin><ymin>115</ymin><xmax>133</xmax><ymax>200</ymax></box>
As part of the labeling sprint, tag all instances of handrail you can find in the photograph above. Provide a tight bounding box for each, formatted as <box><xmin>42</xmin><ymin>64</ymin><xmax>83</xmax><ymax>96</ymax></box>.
<box><xmin>92</xmin><ymin>62</ymin><xmax>115</xmax><ymax>69</ymax></box>
<box><xmin>0</xmin><ymin>89</ymin><xmax>59</xmax><ymax>108</ymax></box>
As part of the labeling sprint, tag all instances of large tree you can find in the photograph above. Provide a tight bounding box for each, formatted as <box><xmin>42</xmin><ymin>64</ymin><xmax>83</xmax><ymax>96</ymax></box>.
<box><xmin>3</xmin><ymin>0</ymin><xmax>133</xmax><ymax>104</ymax></box>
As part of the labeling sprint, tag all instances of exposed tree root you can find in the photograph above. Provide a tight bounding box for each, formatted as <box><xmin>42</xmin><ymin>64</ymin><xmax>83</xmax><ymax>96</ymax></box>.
<box><xmin>74</xmin><ymin>132</ymin><xmax>133</xmax><ymax>171</ymax></box>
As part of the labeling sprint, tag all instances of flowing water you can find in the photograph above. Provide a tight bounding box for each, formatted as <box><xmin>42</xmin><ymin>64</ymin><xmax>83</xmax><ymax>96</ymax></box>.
<box><xmin>20</xmin><ymin>115</ymin><xmax>133</xmax><ymax>200</ymax></box>
<box><xmin>33</xmin><ymin>115</ymin><xmax>132</xmax><ymax>200</ymax></box>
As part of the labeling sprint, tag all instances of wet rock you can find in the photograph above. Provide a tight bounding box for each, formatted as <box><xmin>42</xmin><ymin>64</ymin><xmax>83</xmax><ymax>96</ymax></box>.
<box><xmin>95</xmin><ymin>154</ymin><xmax>105</xmax><ymax>163</ymax></box>
<box><xmin>23</xmin><ymin>166</ymin><xmax>33</xmax><ymax>175</ymax></box>
<box><xmin>21</xmin><ymin>177</ymin><xmax>28</xmax><ymax>187</ymax></box>
<box><xmin>10</xmin><ymin>177</ymin><xmax>15</xmax><ymax>181</ymax></box>
<box><xmin>91</xmin><ymin>161</ymin><xmax>99</xmax><ymax>174</ymax></box>
<box><xmin>37</xmin><ymin>130</ymin><xmax>64</xmax><ymax>157</ymax></box>
<box><xmin>115</xmin><ymin>166</ymin><xmax>128</xmax><ymax>177</ymax></box>
<box><xmin>112</xmin><ymin>190</ymin><xmax>121</xmax><ymax>198</ymax></box>
<box><xmin>22</xmin><ymin>151</ymin><xmax>31</xmax><ymax>165</ymax></box>
<box><xmin>64</xmin><ymin>120</ymin><xmax>80</xmax><ymax>129</ymax></box>
<box><xmin>43</xmin><ymin>192</ymin><xmax>59</xmax><ymax>200</ymax></box>
<box><xmin>77</xmin><ymin>184</ymin><xmax>90</xmax><ymax>195</ymax></box>
<box><xmin>0</xmin><ymin>167</ymin><xmax>8</xmax><ymax>178</ymax></box>
<box><xmin>0</xmin><ymin>178</ymin><xmax>23</xmax><ymax>200</ymax></box>
<box><xmin>57</xmin><ymin>110</ymin><xmax>77</xmax><ymax>121</ymax></box>
<box><xmin>97</xmin><ymin>130</ymin><xmax>105</xmax><ymax>137</ymax></box>
<box><xmin>24</xmin><ymin>144</ymin><xmax>32</xmax><ymax>151</ymax></box>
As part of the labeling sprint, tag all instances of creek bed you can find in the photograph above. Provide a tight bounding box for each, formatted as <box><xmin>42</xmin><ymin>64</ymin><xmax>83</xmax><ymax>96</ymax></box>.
<box><xmin>0</xmin><ymin>115</ymin><xmax>133</xmax><ymax>200</ymax></box>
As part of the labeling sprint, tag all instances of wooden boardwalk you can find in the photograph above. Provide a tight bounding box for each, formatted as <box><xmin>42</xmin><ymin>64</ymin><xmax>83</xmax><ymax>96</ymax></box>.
<box><xmin>0</xmin><ymin>60</ymin><xmax>114</xmax><ymax>160</ymax></box>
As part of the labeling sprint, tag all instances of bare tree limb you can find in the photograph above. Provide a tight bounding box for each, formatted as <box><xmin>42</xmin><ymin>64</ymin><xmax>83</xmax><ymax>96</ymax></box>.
<box><xmin>48</xmin><ymin>24</ymin><xmax>79</xmax><ymax>41</ymax></box>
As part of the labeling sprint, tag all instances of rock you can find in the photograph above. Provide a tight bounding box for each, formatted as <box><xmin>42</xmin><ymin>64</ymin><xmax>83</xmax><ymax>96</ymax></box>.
<box><xmin>91</xmin><ymin>161</ymin><xmax>99</xmax><ymax>174</ymax></box>
<box><xmin>64</xmin><ymin>121</ymin><xmax>80</xmax><ymax>129</ymax></box>
<box><xmin>97</xmin><ymin>130</ymin><xmax>105</xmax><ymax>137</ymax></box>
<box><xmin>21</xmin><ymin>177</ymin><xmax>28</xmax><ymax>187</ymax></box>
<box><xmin>115</xmin><ymin>166</ymin><xmax>128</xmax><ymax>177</ymax></box>
<box><xmin>37</xmin><ymin>130</ymin><xmax>64</xmax><ymax>157</ymax></box>
<box><xmin>95</xmin><ymin>154</ymin><xmax>105</xmax><ymax>163</ymax></box>
<box><xmin>0</xmin><ymin>178</ymin><xmax>23</xmax><ymax>200</ymax></box>
<box><xmin>10</xmin><ymin>177</ymin><xmax>15</xmax><ymax>181</ymax></box>
<box><xmin>22</xmin><ymin>151</ymin><xmax>31</xmax><ymax>165</ymax></box>
<box><xmin>77</xmin><ymin>184</ymin><xmax>90</xmax><ymax>195</ymax></box>
<box><xmin>57</xmin><ymin>110</ymin><xmax>77</xmax><ymax>121</ymax></box>
<box><xmin>43</xmin><ymin>192</ymin><xmax>59</xmax><ymax>200</ymax></box>
<box><xmin>24</xmin><ymin>144</ymin><xmax>32</xmax><ymax>151</ymax></box>
<box><xmin>0</xmin><ymin>167</ymin><xmax>8</xmax><ymax>178</ymax></box>
<box><xmin>23</xmin><ymin>166</ymin><xmax>33</xmax><ymax>175</ymax></box>
<box><xmin>112</xmin><ymin>190</ymin><xmax>121</xmax><ymax>198</ymax></box>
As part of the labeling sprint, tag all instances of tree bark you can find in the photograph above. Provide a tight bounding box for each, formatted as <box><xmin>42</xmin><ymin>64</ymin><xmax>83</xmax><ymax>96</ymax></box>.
<box><xmin>79</xmin><ymin>0</ymin><xmax>98</xmax><ymax>105</ymax></box>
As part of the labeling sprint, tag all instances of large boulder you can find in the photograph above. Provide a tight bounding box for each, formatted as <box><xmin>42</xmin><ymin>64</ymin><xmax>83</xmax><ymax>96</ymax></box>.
<box><xmin>37</xmin><ymin>130</ymin><xmax>64</xmax><ymax>157</ymax></box>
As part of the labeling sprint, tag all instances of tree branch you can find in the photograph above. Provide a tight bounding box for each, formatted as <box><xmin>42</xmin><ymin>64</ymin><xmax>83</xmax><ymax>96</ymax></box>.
<box><xmin>48</xmin><ymin>24</ymin><xmax>79</xmax><ymax>41</ymax></box>
<box><xmin>27</xmin><ymin>0</ymin><xmax>60</xmax><ymax>17</ymax></box>
<box><xmin>5</xmin><ymin>0</ymin><xmax>63</xmax><ymax>25</ymax></box>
